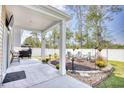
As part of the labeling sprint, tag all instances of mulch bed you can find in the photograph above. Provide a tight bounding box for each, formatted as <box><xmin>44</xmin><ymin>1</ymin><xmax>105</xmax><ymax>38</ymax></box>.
<box><xmin>50</xmin><ymin>60</ymin><xmax>59</xmax><ymax>65</ymax></box>
<box><xmin>66</xmin><ymin>63</ymin><xmax>98</xmax><ymax>71</ymax></box>
<box><xmin>51</xmin><ymin>60</ymin><xmax>97</xmax><ymax>71</ymax></box>
<box><xmin>50</xmin><ymin>58</ymin><xmax>98</xmax><ymax>71</ymax></box>
<box><xmin>50</xmin><ymin>58</ymin><xmax>112</xmax><ymax>87</ymax></box>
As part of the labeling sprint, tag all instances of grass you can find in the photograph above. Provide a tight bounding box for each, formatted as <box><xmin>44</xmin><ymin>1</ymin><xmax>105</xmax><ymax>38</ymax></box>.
<box><xmin>97</xmin><ymin>60</ymin><xmax>124</xmax><ymax>88</ymax></box>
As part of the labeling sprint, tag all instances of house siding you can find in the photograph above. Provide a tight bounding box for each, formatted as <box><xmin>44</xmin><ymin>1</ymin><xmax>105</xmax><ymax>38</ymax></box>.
<box><xmin>0</xmin><ymin>5</ymin><xmax>3</xmax><ymax>84</ymax></box>
<box><xmin>0</xmin><ymin>5</ymin><xmax>7</xmax><ymax>84</ymax></box>
<box><xmin>0</xmin><ymin>20</ymin><xmax>3</xmax><ymax>84</ymax></box>
<box><xmin>13</xmin><ymin>27</ymin><xmax>23</xmax><ymax>47</ymax></box>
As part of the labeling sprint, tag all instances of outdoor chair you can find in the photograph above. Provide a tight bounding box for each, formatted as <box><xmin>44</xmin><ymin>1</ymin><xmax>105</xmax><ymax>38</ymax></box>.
<box><xmin>10</xmin><ymin>50</ymin><xmax>20</xmax><ymax>63</ymax></box>
<box><xmin>19</xmin><ymin>45</ymin><xmax>32</xmax><ymax>58</ymax></box>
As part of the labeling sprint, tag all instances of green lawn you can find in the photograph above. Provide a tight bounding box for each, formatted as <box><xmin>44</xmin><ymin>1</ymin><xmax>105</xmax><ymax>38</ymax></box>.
<box><xmin>97</xmin><ymin>60</ymin><xmax>124</xmax><ymax>88</ymax></box>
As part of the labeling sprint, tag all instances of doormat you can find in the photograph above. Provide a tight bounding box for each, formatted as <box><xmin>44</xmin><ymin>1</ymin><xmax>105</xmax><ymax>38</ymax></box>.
<box><xmin>2</xmin><ymin>71</ymin><xmax>26</xmax><ymax>83</ymax></box>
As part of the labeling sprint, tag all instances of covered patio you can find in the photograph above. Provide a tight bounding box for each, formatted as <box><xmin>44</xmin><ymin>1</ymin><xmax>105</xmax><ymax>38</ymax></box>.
<box><xmin>0</xmin><ymin>5</ymin><xmax>91</xmax><ymax>87</ymax></box>
<box><xmin>5</xmin><ymin>5</ymin><xmax>70</xmax><ymax>75</ymax></box>
<box><xmin>1</xmin><ymin>59</ymin><xmax>90</xmax><ymax>88</ymax></box>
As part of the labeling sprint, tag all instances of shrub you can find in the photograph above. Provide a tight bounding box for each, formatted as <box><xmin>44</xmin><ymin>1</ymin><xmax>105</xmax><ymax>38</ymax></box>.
<box><xmin>42</xmin><ymin>59</ymin><xmax>46</xmax><ymax>63</ymax></box>
<box><xmin>42</xmin><ymin>58</ymin><xmax>49</xmax><ymax>64</ymax></box>
<box><xmin>54</xmin><ymin>53</ymin><xmax>57</xmax><ymax>59</ymax></box>
<box><xmin>56</xmin><ymin>64</ymin><xmax>59</xmax><ymax>69</ymax></box>
<box><xmin>95</xmin><ymin>54</ymin><xmax>107</xmax><ymax>68</ymax></box>
<box><xmin>46</xmin><ymin>58</ymin><xmax>49</xmax><ymax>63</ymax></box>
<box><xmin>96</xmin><ymin>60</ymin><xmax>107</xmax><ymax>68</ymax></box>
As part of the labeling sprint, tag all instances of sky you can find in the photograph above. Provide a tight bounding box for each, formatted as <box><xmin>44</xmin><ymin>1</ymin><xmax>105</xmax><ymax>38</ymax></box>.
<box><xmin>107</xmin><ymin>8</ymin><xmax>124</xmax><ymax>44</ymax></box>
<box><xmin>54</xmin><ymin>5</ymin><xmax>124</xmax><ymax>45</ymax></box>
<box><xmin>21</xmin><ymin>5</ymin><xmax>124</xmax><ymax>45</ymax></box>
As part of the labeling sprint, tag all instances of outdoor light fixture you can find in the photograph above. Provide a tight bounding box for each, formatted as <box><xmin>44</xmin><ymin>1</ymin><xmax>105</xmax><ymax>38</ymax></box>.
<box><xmin>71</xmin><ymin>54</ymin><xmax>76</xmax><ymax>74</ymax></box>
<box><xmin>6</xmin><ymin>13</ymin><xmax>14</xmax><ymax>31</ymax></box>
<box><xmin>71</xmin><ymin>45</ymin><xmax>76</xmax><ymax>74</ymax></box>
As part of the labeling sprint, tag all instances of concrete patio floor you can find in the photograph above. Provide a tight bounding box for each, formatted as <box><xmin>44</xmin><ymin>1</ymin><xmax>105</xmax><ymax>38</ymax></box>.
<box><xmin>1</xmin><ymin>59</ymin><xmax>91</xmax><ymax>88</ymax></box>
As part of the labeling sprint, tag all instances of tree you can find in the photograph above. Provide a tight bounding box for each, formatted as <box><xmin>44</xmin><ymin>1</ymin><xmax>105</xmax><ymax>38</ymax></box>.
<box><xmin>23</xmin><ymin>36</ymin><xmax>35</xmax><ymax>47</ymax></box>
<box><xmin>65</xmin><ymin>5</ymin><xmax>122</xmax><ymax>49</ymax></box>
<box><xmin>66</xmin><ymin>27</ymin><xmax>73</xmax><ymax>48</ymax></box>
<box><xmin>66</xmin><ymin>5</ymin><xmax>87</xmax><ymax>48</ymax></box>
<box><xmin>46</xmin><ymin>32</ymin><xmax>53</xmax><ymax>48</ymax></box>
<box><xmin>46</xmin><ymin>27</ymin><xmax>74</xmax><ymax>49</ymax></box>
<box><xmin>46</xmin><ymin>27</ymin><xmax>59</xmax><ymax>49</ymax></box>
<box><xmin>86</xmin><ymin>5</ymin><xmax>122</xmax><ymax>51</ymax></box>
<box><xmin>31</xmin><ymin>32</ymin><xmax>41</xmax><ymax>47</ymax></box>
<box><xmin>52</xmin><ymin>27</ymin><xmax>59</xmax><ymax>48</ymax></box>
<box><xmin>23</xmin><ymin>32</ymin><xmax>41</xmax><ymax>48</ymax></box>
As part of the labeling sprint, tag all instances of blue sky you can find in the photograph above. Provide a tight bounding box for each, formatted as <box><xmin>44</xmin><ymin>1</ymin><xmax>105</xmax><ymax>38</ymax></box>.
<box><xmin>107</xmin><ymin>8</ymin><xmax>124</xmax><ymax>44</ymax></box>
<box><xmin>54</xmin><ymin>5</ymin><xmax>124</xmax><ymax>45</ymax></box>
<box><xmin>21</xmin><ymin>5</ymin><xmax>124</xmax><ymax>45</ymax></box>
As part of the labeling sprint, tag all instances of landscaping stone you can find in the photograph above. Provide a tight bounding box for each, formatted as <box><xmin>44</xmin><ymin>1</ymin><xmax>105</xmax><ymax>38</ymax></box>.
<box><xmin>50</xmin><ymin>58</ymin><xmax>113</xmax><ymax>87</ymax></box>
<box><xmin>67</xmin><ymin>69</ymin><xmax>112</xmax><ymax>87</ymax></box>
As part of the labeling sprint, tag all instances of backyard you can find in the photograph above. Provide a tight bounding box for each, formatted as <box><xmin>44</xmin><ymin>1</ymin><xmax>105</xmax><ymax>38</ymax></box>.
<box><xmin>21</xmin><ymin>5</ymin><xmax>124</xmax><ymax>88</ymax></box>
<box><xmin>35</xmin><ymin>55</ymin><xmax>124</xmax><ymax>88</ymax></box>
<box><xmin>97</xmin><ymin>60</ymin><xmax>124</xmax><ymax>88</ymax></box>
<box><xmin>8</xmin><ymin>5</ymin><xmax>124</xmax><ymax>88</ymax></box>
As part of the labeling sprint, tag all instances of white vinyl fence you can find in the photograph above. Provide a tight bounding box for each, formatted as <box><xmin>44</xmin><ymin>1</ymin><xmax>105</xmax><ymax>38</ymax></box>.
<box><xmin>32</xmin><ymin>48</ymin><xmax>124</xmax><ymax>62</ymax></box>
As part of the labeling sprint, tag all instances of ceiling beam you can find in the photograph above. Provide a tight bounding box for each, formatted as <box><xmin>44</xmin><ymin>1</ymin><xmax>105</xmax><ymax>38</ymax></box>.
<box><xmin>14</xmin><ymin>25</ymin><xmax>41</xmax><ymax>32</ymax></box>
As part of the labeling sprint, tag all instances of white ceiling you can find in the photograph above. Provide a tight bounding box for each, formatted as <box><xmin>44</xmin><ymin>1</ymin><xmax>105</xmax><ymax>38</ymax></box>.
<box><xmin>6</xmin><ymin>6</ymin><xmax>61</xmax><ymax>31</ymax></box>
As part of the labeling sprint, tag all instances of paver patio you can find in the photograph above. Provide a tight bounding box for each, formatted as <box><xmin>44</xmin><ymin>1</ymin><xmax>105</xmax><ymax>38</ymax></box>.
<box><xmin>0</xmin><ymin>59</ymin><xmax>91</xmax><ymax>88</ymax></box>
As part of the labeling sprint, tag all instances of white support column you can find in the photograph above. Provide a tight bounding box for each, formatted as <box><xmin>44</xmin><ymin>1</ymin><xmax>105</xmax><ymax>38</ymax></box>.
<box><xmin>41</xmin><ymin>32</ymin><xmax>46</xmax><ymax>59</ymax></box>
<box><xmin>59</xmin><ymin>20</ymin><xmax>66</xmax><ymax>75</ymax></box>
